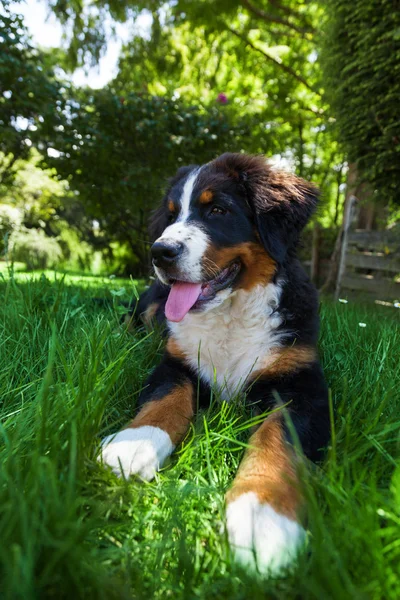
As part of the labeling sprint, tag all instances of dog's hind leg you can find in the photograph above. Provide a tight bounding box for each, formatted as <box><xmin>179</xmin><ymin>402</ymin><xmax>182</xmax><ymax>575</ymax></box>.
<box><xmin>225</xmin><ymin>413</ymin><xmax>306</xmax><ymax>577</ymax></box>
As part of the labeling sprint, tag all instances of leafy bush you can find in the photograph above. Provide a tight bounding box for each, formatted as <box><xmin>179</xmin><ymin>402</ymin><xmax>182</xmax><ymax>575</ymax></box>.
<box><xmin>0</xmin><ymin>204</ymin><xmax>23</xmax><ymax>254</ymax></box>
<box><xmin>9</xmin><ymin>228</ymin><xmax>63</xmax><ymax>270</ymax></box>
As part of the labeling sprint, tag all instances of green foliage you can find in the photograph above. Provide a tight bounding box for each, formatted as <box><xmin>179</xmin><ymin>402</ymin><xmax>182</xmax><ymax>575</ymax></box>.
<box><xmin>0</xmin><ymin>275</ymin><xmax>400</xmax><ymax>597</ymax></box>
<box><xmin>0</xmin><ymin>149</ymin><xmax>67</xmax><ymax>210</ymax></box>
<box><xmin>9</xmin><ymin>227</ymin><xmax>64</xmax><ymax>270</ymax></box>
<box><xmin>321</xmin><ymin>0</ymin><xmax>400</xmax><ymax>205</ymax></box>
<box><xmin>0</xmin><ymin>150</ymin><xmax>97</xmax><ymax>270</ymax></box>
<box><xmin>45</xmin><ymin>0</ymin><xmax>146</xmax><ymax>69</ymax></box>
<box><xmin>0</xmin><ymin>203</ymin><xmax>22</xmax><ymax>237</ymax></box>
<box><xmin>111</xmin><ymin>2</ymin><xmax>346</xmax><ymax>227</ymax></box>
<box><xmin>0</xmin><ymin>1</ymin><xmax>64</xmax><ymax>186</ymax></box>
<box><xmin>46</xmin><ymin>0</ymin><xmax>346</xmax><ymax>196</ymax></box>
<box><xmin>58</xmin><ymin>228</ymin><xmax>94</xmax><ymax>272</ymax></box>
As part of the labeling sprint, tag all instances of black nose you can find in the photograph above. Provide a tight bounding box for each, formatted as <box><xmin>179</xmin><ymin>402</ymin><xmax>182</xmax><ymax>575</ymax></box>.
<box><xmin>151</xmin><ymin>240</ymin><xmax>184</xmax><ymax>268</ymax></box>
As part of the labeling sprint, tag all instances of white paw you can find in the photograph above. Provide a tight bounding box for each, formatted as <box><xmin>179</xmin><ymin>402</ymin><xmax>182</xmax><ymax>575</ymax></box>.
<box><xmin>226</xmin><ymin>492</ymin><xmax>306</xmax><ymax>576</ymax></box>
<box><xmin>100</xmin><ymin>426</ymin><xmax>174</xmax><ymax>481</ymax></box>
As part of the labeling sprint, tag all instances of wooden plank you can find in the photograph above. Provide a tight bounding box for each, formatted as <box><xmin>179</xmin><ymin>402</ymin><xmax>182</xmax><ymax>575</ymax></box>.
<box><xmin>341</xmin><ymin>275</ymin><xmax>400</xmax><ymax>300</ymax></box>
<box><xmin>348</xmin><ymin>230</ymin><xmax>400</xmax><ymax>250</ymax></box>
<box><xmin>346</xmin><ymin>252</ymin><xmax>400</xmax><ymax>273</ymax></box>
<box><xmin>335</xmin><ymin>195</ymin><xmax>357</xmax><ymax>300</ymax></box>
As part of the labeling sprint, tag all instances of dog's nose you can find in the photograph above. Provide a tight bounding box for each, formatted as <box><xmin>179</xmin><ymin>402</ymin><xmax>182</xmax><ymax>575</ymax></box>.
<box><xmin>151</xmin><ymin>240</ymin><xmax>184</xmax><ymax>267</ymax></box>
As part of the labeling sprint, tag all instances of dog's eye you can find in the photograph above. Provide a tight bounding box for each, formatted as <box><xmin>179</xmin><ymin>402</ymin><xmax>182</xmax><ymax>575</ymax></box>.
<box><xmin>168</xmin><ymin>213</ymin><xmax>176</xmax><ymax>224</ymax></box>
<box><xmin>210</xmin><ymin>206</ymin><xmax>227</xmax><ymax>216</ymax></box>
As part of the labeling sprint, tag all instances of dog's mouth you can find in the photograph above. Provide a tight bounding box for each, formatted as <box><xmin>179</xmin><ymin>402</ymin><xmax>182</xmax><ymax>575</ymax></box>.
<box><xmin>165</xmin><ymin>261</ymin><xmax>241</xmax><ymax>322</ymax></box>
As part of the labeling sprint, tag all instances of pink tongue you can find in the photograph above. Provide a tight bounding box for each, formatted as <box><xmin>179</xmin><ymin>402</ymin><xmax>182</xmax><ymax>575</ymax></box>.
<box><xmin>165</xmin><ymin>282</ymin><xmax>202</xmax><ymax>322</ymax></box>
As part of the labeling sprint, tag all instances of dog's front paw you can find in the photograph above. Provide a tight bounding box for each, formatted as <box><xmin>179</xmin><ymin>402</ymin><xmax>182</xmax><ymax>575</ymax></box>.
<box><xmin>226</xmin><ymin>492</ymin><xmax>306</xmax><ymax>576</ymax></box>
<box><xmin>100</xmin><ymin>426</ymin><xmax>174</xmax><ymax>481</ymax></box>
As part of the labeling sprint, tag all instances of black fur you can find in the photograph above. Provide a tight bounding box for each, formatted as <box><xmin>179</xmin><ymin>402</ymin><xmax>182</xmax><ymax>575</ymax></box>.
<box><xmin>130</xmin><ymin>153</ymin><xmax>329</xmax><ymax>462</ymax></box>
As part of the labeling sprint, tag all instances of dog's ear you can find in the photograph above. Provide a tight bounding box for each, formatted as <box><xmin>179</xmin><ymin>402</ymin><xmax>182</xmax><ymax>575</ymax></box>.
<box><xmin>148</xmin><ymin>206</ymin><xmax>167</xmax><ymax>242</ymax></box>
<box><xmin>148</xmin><ymin>165</ymin><xmax>198</xmax><ymax>241</ymax></box>
<box><xmin>251</xmin><ymin>172</ymin><xmax>319</xmax><ymax>264</ymax></box>
<box><xmin>213</xmin><ymin>153</ymin><xmax>319</xmax><ymax>264</ymax></box>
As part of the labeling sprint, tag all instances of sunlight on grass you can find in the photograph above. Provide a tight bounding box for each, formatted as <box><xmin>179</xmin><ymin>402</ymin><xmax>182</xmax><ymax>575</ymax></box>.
<box><xmin>0</xmin><ymin>273</ymin><xmax>399</xmax><ymax>599</ymax></box>
<box><xmin>0</xmin><ymin>261</ymin><xmax>143</xmax><ymax>289</ymax></box>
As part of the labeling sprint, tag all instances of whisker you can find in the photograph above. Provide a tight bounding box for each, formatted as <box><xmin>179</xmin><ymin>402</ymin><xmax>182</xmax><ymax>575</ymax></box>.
<box><xmin>202</xmin><ymin>257</ymin><xmax>221</xmax><ymax>279</ymax></box>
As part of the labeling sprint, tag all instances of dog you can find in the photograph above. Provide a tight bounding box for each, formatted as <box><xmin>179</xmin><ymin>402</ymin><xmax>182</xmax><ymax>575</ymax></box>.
<box><xmin>101</xmin><ymin>153</ymin><xmax>329</xmax><ymax>576</ymax></box>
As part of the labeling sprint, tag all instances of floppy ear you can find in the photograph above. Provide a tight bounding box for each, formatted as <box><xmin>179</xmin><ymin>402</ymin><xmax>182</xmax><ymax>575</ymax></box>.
<box><xmin>213</xmin><ymin>153</ymin><xmax>318</xmax><ymax>264</ymax></box>
<box><xmin>251</xmin><ymin>173</ymin><xmax>319</xmax><ymax>264</ymax></box>
<box><xmin>148</xmin><ymin>206</ymin><xmax>167</xmax><ymax>242</ymax></box>
<box><xmin>148</xmin><ymin>164</ymin><xmax>198</xmax><ymax>241</ymax></box>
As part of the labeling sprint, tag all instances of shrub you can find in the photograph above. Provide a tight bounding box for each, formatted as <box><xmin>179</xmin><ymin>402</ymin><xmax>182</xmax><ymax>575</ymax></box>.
<box><xmin>9</xmin><ymin>228</ymin><xmax>63</xmax><ymax>270</ymax></box>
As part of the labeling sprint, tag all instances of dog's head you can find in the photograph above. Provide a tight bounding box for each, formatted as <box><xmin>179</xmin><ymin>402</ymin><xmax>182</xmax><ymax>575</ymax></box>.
<box><xmin>150</xmin><ymin>153</ymin><xmax>318</xmax><ymax>322</ymax></box>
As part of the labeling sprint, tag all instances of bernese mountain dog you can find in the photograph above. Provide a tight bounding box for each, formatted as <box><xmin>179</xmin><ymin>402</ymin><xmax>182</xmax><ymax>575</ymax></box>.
<box><xmin>100</xmin><ymin>153</ymin><xmax>329</xmax><ymax>576</ymax></box>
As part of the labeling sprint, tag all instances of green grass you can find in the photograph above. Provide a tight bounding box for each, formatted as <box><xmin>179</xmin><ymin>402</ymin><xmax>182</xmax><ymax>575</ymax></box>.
<box><xmin>0</xmin><ymin>272</ymin><xmax>399</xmax><ymax>599</ymax></box>
<box><xmin>0</xmin><ymin>261</ymin><xmax>143</xmax><ymax>289</ymax></box>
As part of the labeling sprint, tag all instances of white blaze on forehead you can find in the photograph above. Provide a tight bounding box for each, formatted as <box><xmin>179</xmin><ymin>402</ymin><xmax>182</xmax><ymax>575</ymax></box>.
<box><xmin>155</xmin><ymin>167</ymin><xmax>209</xmax><ymax>282</ymax></box>
<box><xmin>177</xmin><ymin>167</ymin><xmax>200</xmax><ymax>222</ymax></box>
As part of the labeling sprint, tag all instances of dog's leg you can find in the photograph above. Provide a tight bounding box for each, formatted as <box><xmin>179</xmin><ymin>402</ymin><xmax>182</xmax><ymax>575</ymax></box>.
<box><xmin>226</xmin><ymin>361</ymin><xmax>329</xmax><ymax>576</ymax></box>
<box><xmin>100</xmin><ymin>360</ymin><xmax>194</xmax><ymax>481</ymax></box>
<box><xmin>226</xmin><ymin>413</ymin><xmax>306</xmax><ymax>576</ymax></box>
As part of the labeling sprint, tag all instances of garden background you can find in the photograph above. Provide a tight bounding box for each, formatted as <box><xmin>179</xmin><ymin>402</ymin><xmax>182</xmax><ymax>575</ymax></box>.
<box><xmin>0</xmin><ymin>1</ymin><xmax>400</xmax><ymax>598</ymax></box>
<box><xmin>2</xmin><ymin>0</ymin><xmax>399</xmax><ymax>283</ymax></box>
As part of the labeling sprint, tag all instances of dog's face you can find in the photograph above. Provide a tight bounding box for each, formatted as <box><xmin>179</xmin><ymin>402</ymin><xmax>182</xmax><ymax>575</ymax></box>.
<box><xmin>150</xmin><ymin>153</ymin><xmax>318</xmax><ymax>322</ymax></box>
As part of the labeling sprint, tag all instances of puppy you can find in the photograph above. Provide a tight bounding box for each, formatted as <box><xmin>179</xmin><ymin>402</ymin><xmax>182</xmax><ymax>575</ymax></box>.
<box><xmin>101</xmin><ymin>153</ymin><xmax>329</xmax><ymax>576</ymax></box>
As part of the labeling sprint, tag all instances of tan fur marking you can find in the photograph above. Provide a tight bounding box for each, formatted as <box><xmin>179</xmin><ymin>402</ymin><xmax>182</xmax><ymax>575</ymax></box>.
<box><xmin>251</xmin><ymin>346</ymin><xmax>316</xmax><ymax>380</ymax></box>
<box><xmin>204</xmin><ymin>242</ymin><xmax>276</xmax><ymax>290</ymax></box>
<box><xmin>128</xmin><ymin>381</ymin><xmax>194</xmax><ymax>445</ymax></box>
<box><xmin>166</xmin><ymin>337</ymin><xmax>187</xmax><ymax>362</ymax></box>
<box><xmin>199</xmin><ymin>189</ymin><xmax>213</xmax><ymax>204</ymax></box>
<box><xmin>122</xmin><ymin>312</ymin><xmax>135</xmax><ymax>332</ymax></box>
<box><xmin>141</xmin><ymin>302</ymin><xmax>159</xmax><ymax>325</ymax></box>
<box><xmin>226</xmin><ymin>415</ymin><xmax>302</xmax><ymax>520</ymax></box>
<box><xmin>168</xmin><ymin>199</ymin><xmax>175</xmax><ymax>213</ymax></box>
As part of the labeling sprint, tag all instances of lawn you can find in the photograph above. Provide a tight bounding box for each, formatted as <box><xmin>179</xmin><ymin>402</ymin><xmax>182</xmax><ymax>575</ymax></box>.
<box><xmin>0</xmin><ymin>272</ymin><xmax>399</xmax><ymax>599</ymax></box>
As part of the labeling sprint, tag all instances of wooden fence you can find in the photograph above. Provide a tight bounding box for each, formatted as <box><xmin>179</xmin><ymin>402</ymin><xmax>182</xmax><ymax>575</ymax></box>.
<box><xmin>336</xmin><ymin>227</ymin><xmax>400</xmax><ymax>301</ymax></box>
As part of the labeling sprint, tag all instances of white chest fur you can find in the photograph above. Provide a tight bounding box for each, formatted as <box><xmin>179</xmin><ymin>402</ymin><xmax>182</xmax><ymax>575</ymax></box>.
<box><xmin>168</xmin><ymin>283</ymin><xmax>284</xmax><ymax>398</ymax></box>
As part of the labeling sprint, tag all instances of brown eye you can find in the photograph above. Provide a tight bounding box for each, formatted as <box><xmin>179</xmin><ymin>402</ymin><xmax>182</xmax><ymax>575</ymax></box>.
<box><xmin>210</xmin><ymin>206</ymin><xmax>227</xmax><ymax>216</ymax></box>
<box><xmin>168</xmin><ymin>213</ymin><xmax>176</xmax><ymax>224</ymax></box>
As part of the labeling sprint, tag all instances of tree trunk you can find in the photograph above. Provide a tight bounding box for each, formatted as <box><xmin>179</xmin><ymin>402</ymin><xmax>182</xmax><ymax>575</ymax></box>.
<box><xmin>357</xmin><ymin>200</ymin><xmax>375</xmax><ymax>230</ymax></box>
<box><xmin>310</xmin><ymin>222</ymin><xmax>320</xmax><ymax>285</ymax></box>
<box><xmin>333</xmin><ymin>163</ymin><xmax>345</xmax><ymax>225</ymax></box>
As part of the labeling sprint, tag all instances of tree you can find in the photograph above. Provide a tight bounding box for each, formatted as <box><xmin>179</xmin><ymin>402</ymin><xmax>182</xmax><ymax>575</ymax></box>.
<box><xmin>321</xmin><ymin>0</ymin><xmax>400</xmax><ymax>207</ymax></box>
<box><xmin>0</xmin><ymin>0</ymin><xmax>64</xmax><ymax>187</ymax></box>
<box><xmin>111</xmin><ymin>3</ymin><xmax>345</xmax><ymax>230</ymax></box>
